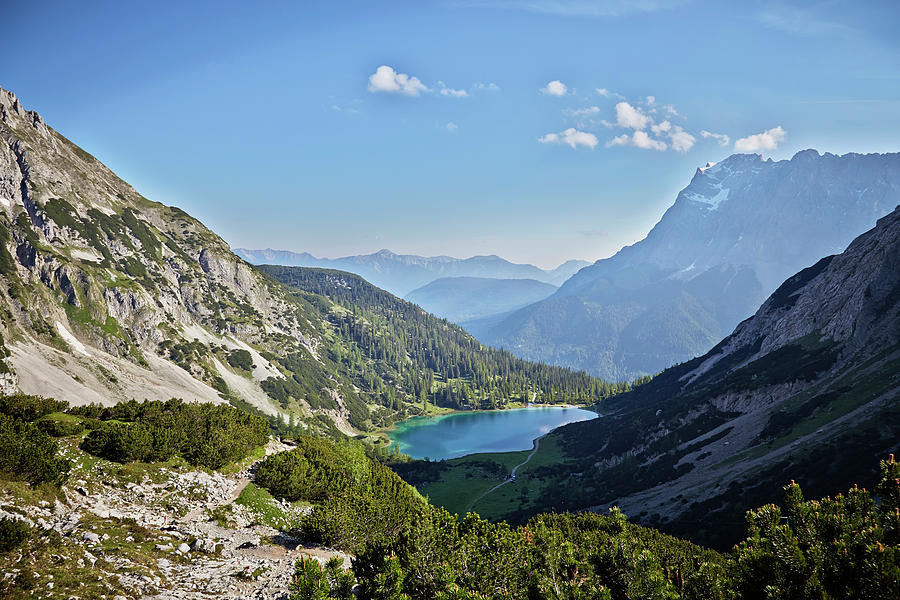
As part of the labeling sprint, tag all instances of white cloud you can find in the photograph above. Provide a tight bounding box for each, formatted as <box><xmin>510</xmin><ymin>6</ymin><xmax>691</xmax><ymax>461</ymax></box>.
<box><xmin>701</xmin><ymin>130</ymin><xmax>730</xmax><ymax>146</ymax></box>
<box><xmin>368</xmin><ymin>65</ymin><xmax>430</xmax><ymax>96</ymax></box>
<box><xmin>446</xmin><ymin>122</ymin><xmax>460</xmax><ymax>132</ymax></box>
<box><xmin>606</xmin><ymin>131</ymin><xmax>668</xmax><ymax>151</ymax></box>
<box><xmin>541</xmin><ymin>80</ymin><xmax>569</xmax><ymax>96</ymax></box>
<box><xmin>473</xmin><ymin>82</ymin><xmax>501</xmax><ymax>91</ymax></box>
<box><xmin>437</xmin><ymin>81</ymin><xmax>469</xmax><ymax>97</ymax></box>
<box><xmin>667</xmin><ymin>125</ymin><xmax>695</xmax><ymax>153</ymax></box>
<box><xmin>651</xmin><ymin>120</ymin><xmax>671</xmax><ymax>134</ymax></box>
<box><xmin>596</xmin><ymin>88</ymin><xmax>610</xmax><ymax>97</ymax></box>
<box><xmin>615</xmin><ymin>101</ymin><xmax>651</xmax><ymax>130</ymax></box>
<box><xmin>539</xmin><ymin>127</ymin><xmax>599</xmax><ymax>149</ymax></box>
<box><xmin>645</xmin><ymin>95</ymin><xmax>656</xmax><ymax>105</ymax></box>
<box><xmin>631</xmin><ymin>131</ymin><xmax>668</xmax><ymax>151</ymax></box>
<box><xmin>564</xmin><ymin>106</ymin><xmax>602</xmax><ymax>118</ymax></box>
<box><xmin>734</xmin><ymin>126</ymin><xmax>786</xmax><ymax>152</ymax></box>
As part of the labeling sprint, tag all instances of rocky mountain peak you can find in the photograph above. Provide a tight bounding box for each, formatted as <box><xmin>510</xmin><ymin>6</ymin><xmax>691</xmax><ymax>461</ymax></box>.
<box><xmin>483</xmin><ymin>149</ymin><xmax>900</xmax><ymax>381</ymax></box>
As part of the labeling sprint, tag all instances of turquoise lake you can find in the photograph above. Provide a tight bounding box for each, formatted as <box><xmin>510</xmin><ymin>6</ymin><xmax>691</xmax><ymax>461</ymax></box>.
<box><xmin>387</xmin><ymin>406</ymin><xmax>598</xmax><ymax>460</ymax></box>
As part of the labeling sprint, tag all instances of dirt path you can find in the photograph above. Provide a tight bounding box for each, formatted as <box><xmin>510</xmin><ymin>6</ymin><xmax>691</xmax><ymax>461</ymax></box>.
<box><xmin>180</xmin><ymin>476</ymin><xmax>252</xmax><ymax>524</ymax></box>
<box><xmin>467</xmin><ymin>436</ymin><xmax>542</xmax><ymax>512</ymax></box>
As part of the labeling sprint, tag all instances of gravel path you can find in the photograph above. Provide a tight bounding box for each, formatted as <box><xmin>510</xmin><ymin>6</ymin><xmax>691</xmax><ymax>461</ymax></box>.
<box><xmin>467</xmin><ymin>436</ymin><xmax>543</xmax><ymax>512</ymax></box>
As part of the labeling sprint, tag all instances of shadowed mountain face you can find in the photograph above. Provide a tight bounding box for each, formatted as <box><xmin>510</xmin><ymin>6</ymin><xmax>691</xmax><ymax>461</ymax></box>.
<box><xmin>502</xmin><ymin>204</ymin><xmax>900</xmax><ymax>548</ymax></box>
<box><xmin>477</xmin><ymin>151</ymin><xmax>900</xmax><ymax>381</ymax></box>
<box><xmin>234</xmin><ymin>247</ymin><xmax>589</xmax><ymax>296</ymax></box>
<box><xmin>404</xmin><ymin>277</ymin><xmax>557</xmax><ymax>324</ymax></box>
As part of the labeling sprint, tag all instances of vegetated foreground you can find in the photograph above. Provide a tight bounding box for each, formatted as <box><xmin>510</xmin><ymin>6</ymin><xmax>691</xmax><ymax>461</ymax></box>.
<box><xmin>1</xmin><ymin>393</ymin><xmax>898</xmax><ymax>600</ymax></box>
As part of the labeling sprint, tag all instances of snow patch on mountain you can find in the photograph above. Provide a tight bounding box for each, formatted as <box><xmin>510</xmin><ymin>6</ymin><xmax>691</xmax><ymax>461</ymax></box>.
<box><xmin>55</xmin><ymin>322</ymin><xmax>90</xmax><ymax>356</ymax></box>
<box><xmin>685</xmin><ymin>186</ymin><xmax>730</xmax><ymax>210</ymax></box>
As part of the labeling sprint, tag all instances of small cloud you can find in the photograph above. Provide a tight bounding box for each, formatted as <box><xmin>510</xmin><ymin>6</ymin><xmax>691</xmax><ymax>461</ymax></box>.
<box><xmin>645</xmin><ymin>95</ymin><xmax>656</xmax><ymax>105</ymax></box>
<box><xmin>615</xmin><ymin>101</ymin><xmax>651</xmax><ymax>130</ymax></box>
<box><xmin>667</xmin><ymin>125</ymin><xmax>695</xmax><ymax>153</ymax></box>
<box><xmin>734</xmin><ymin>126</ymin><xmax>786</xmax><ymax>152</ymax></box>
<box><xmin>541</xmin><ymin>80</ymin><xmax>569</xmax><ymax>96</ymax></box>
<box><xmin>330</xmin><ymin>99</ymin><xmax>362</xmax><ymax>114</ymax></box>
<box><xmin>596</xmin><ymin>88</ymin><xmax>610</xmax><ymax>97</ymax></box>
<box><xmin>607</xmin><ymin>131</ymin><xmax>667</xmax><ymax>151</ymax></box>
<box><xmin>473</xmin><ymin>82</ymin><xmax>501</xmax><ymax>91</ymax></box>
<box><xmin>651</xmin><ymin>120</ymin><xmax>671</xmax><ymax>134</ymax></box>
<box><xmin>662</xmin><ymin>104</ymin><xmax>680</xmax><ymax>118</ymax></box>
<box><xmin>438</xmin><ymin>81</ymin><xmax>469</xmax><ymax>98</ymax></box>
<box><xmin>446</xmin><ymin>122</ymin><xmax>460</xmax><ymax>132</ymax></box>
<box><xmin>563</xmin><ymin>106</ymin><xmax>602</xmax><ymax>118</ymax></box>
<box><xmin>539</xmin><ymin>127</ymin><xmax>599</xmax><ymax>149</ymax></box>
<box><xmin>368</xmin><ymin>65</ymin><xmax>430</xmax><ymax>96</ymax></box>
<box><xmin>701</xmin><ymin>130</ymin><xmax>730</xmax><ymax>146</ymax></box>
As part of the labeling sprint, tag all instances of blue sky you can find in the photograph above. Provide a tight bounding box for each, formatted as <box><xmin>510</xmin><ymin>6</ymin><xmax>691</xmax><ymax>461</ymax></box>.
<box><xmin>2</xmin><ymin>0</ymin><xmax>899</xmax><ymax>268</ymax></box>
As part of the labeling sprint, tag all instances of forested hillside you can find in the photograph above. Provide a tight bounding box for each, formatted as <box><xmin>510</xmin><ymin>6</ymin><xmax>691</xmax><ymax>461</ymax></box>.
<box><xmin>260</xmin><ymin>266</ymin><xmax>630</xmax><ymax>411</ymax></box>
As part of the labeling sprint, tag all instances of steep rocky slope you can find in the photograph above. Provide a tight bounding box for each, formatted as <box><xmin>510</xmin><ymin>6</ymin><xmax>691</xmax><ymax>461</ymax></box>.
<box><xmin>0</xmin><ymin>88</ymin><xmax>303</xmax><ymax>415</ymax></box>
<box><xmin>478</xmin><ymin>151</ymin><xmax>900</xmax><ymax>381</ymax></box>
<box><xmin>496</xmin><ymin>205</ymin><xmax>900</xmax><ymax>547</ymax></box>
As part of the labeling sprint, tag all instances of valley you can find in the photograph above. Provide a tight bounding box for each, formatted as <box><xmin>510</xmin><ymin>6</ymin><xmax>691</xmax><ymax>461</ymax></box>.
<box><xmin>0</xmin><ymin>26</ymin><xmax>898</xmax><ymax>596</ymax></box>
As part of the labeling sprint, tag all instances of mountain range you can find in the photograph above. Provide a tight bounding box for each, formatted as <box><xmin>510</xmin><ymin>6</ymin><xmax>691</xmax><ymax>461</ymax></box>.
<box><xmin>233</xmin><ymin>247</ymin><xmax>589</xmax><ymax>297</ymax></box>
<box><xmin>474</xmin><ymin>150</ymin><xmax>900</xmax><ymax>381</ymax></box>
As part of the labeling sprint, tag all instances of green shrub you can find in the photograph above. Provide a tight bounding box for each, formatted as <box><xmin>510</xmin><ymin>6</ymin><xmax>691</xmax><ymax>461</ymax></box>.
<box><xmin>256</xmin><ymin>436</ymin><xmax>424</xmax><ymax>552</ymax></box>
<box><xmin>36</xmin><ymin>416</ymin><xmax>85</xmax><ymax>437</ymax></box>
<box><xmin>0</xmin><ymin>394</ymin><xmax>68</xmax><ymax>422</ymax></box>
<box><xmin>74</xmin><ymin>398</ymin><xmax>268</xmax><ymax>469</ymax></box>
<box><xmin>227</xmin><ymin>349</ymin><xmax>254</xmax><ymax>371</ymax></box>
<box><xmin>82</xmin><ymin>422</ymin><xmax>161</xmax><ymax>463</ymax></box>
<box><xmin>0</xmin><ymin>517</ymin><xmax>32</xmax><ymax>553</ymax></box>
<box><xmin>733</xmin><ymin>456</ymin><xmax>900</xmax><ymax>600</ymax></box>
<box><xmin>0</xmin><ymin>414</ymin><xmax>70</xmax><ymax>486</ymax></box>
<box><xmin>290</xmin><ymin>556</ymin><xmax>355</xmax><ymax>600</ymax></box>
